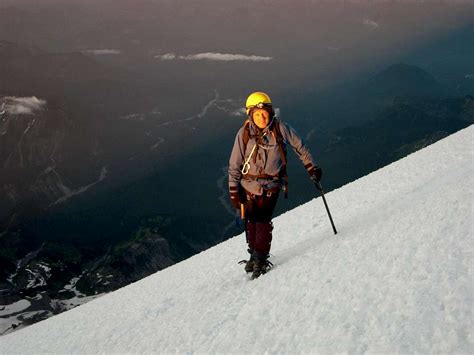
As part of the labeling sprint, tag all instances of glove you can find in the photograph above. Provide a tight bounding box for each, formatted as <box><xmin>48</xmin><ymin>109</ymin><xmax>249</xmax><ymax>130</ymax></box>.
<box><xmin>309</xmin><ymin>166</ymin><xmax>322</xmax><ymax>184</ymax></box>
<box><xmin>229</xmin><ymin>186</ymin><xmax>241</xmax><ymax>210</ymax></box>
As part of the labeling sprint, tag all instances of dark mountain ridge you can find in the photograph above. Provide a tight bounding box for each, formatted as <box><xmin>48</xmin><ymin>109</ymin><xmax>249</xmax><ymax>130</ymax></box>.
<box><xmin>294</xmin><ymin>62</ymin><xmax>455</xmax><ymax>131</ymax></box>
<box><xmin>366</xmin><ymin>63</ymin><xmax>450</xmax><ymax>98</ymax></box>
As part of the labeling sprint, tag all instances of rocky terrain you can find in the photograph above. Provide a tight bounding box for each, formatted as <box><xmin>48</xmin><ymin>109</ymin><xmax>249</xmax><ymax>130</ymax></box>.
<box><xmin>1</xmin><ymin>226</ymin><xmax>176</xmax><ymax>334</ymax></box>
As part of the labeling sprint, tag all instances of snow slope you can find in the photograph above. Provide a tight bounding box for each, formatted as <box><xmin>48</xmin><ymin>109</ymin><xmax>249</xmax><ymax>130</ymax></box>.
<box><xmin>1</xmin><ymin>126</ymin><xmax>472</xmax><ymax>353</ymax></box>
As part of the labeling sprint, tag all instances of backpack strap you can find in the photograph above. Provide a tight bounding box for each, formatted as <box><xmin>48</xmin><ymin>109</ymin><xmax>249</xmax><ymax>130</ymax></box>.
<box><xmin>242</xmin><ymin>119</ymin><xmax>250</xmax><ymax>147</ymax></box>
<box><xmin>272</xmin><ymin>119</ymin><xmax>287</xmax><ymax>165</ymax></box>
<box><xmin>271</xmin><ymin>119</ymin><xmax>289</xmax><ymax>199</ymax></box>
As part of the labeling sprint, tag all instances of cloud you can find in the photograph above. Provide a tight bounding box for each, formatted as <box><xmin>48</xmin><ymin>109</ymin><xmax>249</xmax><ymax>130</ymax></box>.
<box><xmin>231</xmin><ymin>108</ymin><xmax>246</xmax><ymax>117</ymax></box>
<box><xmin>2</xmin><ymin>96</ymin><xmax>47</xmax><ymax>115</ymax></box>
<box><xmin>181</xmin><ymin>53</ymin><xmax>272</xmax><ymax>62</ymax></box>
<box><xmin>362</xmin><ymin>19</ymin><xmax>379</xmax><ymax>29</ymax></box>
<box><xmin>155</xmin><ymin>53</ymin><xmax>177</xmax><ymax>60</ymax></box>
<box><xmin>155</xmin><ymin>52</ymin><xmax>272</xmax><ymax>62</ymax></box>
<box><xmin>83</xmin><ymin>49</ymin><xmax>121</xmax><ymax>55</ymax></box>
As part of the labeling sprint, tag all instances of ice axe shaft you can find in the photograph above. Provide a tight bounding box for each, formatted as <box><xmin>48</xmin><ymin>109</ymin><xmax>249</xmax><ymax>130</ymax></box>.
<box><xmin>315</xmin><ymin>181</ymin><xmax>337</xmax><ymax>235</ymax></box>
<box><xmin>235</xmin><ymin>203</ymin><xmax>246</xmax><ymax>228</ymax></box>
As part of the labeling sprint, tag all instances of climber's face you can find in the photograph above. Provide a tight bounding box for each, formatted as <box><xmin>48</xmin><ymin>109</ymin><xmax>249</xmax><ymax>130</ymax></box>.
<box><xmin>252</xmin><ymin>108</ymin><xmax>271</xmax><ymax>129</ymax></box>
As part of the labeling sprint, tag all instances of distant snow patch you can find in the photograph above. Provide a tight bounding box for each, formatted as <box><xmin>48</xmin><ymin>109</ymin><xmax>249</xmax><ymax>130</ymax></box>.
<box><xmin>362</xmin><ymin>18</ymin><xmax>379</xmax><ymax>29</ymax></box>
<box><xmin>119</xmin><ymin>113</ymin><xmax>145</xmax><ymax>121</ymax></box>
<box><xmin>49</xmin><ymin>166</ymin><xmax>108</xmax><ymax>206</ymax></box>
<box><xmin>184</xmin><ymin>90</ymin><xmax>219</xmax><ymax>121</ymax></box>
<box><xmin>0</xmin><ymin>300</ymin><xmax>31</xmax><ymax>317</ymax></box>
<box><xmin>16</xmin><ymin>310</ymin><xmax>53</xmax><ymax>322</ymax></box>
<box><xmin>1</xmin><ymin>96</ymin><xmax>46</xmax><ymax>115</ymax></box>
<box><xmin>150</xmin><ymin>138</ymin><xmax>165</xmax><ymax>150</ymax></box>
<box><xmin>83</xmin><ymin>49</ymin><xmax>121</xmax><ymax>55</ymax></box>
<box><xmin>155</xmin><ymin>52</ymin><xmax>272</xmax><ymax>62</ymax></box>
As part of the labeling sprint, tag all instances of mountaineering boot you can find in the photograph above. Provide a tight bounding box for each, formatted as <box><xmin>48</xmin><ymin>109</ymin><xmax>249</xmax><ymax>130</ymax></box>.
<box><xmin>251</xmin><ymin>261</ymin><xmax>263</xmax><ymax>279</ymax></box>
<box><xmin>251</xmin><ymin>256</ymin><xmax>270</xmax><ymax>279</ymax></box>
<box><xmin>238</xmin><ymin>249</ymin><xmax>256</xmax><ymax>273</ymax></box>
<box><xmin>244</xmin><ymin>257</ymin><xmax>255</xmax><ymax>273</ymax></box>
<box><xmin>244</xmin><ymin>249</ymin><xmax>255</xmax><ymax>273</ymax></box>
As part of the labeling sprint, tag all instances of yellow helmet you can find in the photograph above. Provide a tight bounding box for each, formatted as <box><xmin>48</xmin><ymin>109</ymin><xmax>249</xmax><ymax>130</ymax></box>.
<box><xmin>245</xmin><ymin>91</ymin><xmax>272</xmax><ymax>116</ymax></box>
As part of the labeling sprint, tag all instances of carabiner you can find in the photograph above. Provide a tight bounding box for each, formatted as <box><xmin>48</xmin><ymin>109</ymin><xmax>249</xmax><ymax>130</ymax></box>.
<box><xmin>241</xmin><ymin>143</ymin><xmax>257</xmax><ymax>175</ymax></box>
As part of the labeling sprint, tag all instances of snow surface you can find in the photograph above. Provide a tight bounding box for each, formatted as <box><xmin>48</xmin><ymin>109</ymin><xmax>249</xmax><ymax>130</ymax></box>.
<box><xmin>1</xmin><ymin>126</ymin><xmax>473</xmax><ymax>353</ymax></box>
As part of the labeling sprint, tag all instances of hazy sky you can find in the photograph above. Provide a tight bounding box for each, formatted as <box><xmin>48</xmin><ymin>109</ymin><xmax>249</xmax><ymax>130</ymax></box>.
<box><xmin>1</xmin><ymin>0</ymin><xmax>472</xmax><ymax>95</ymax></box>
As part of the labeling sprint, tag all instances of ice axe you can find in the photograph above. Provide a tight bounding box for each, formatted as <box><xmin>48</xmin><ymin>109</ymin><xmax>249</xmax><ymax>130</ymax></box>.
<box><xmin>314</xmin><ymin>181</ymin><xmax>338</xmax><ymax>235</ymax></box>
<box><xmin>235</xmin><ymin>203</ymin><xmax>246</xmax><ymax>228</ymax></box>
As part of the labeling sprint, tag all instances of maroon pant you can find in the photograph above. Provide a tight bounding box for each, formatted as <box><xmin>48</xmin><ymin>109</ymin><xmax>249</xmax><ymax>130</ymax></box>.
<box><xmin>244</xmin><ymin>189</ymin><xmax>279</xmax><ymax>259</ymax></box>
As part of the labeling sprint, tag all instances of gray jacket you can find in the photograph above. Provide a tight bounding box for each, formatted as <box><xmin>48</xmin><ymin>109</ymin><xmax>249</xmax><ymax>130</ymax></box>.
<box><xmin>228</xmin><ymin>118</ymin><xmax>317</xmax><ymax>196</ymax></box>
